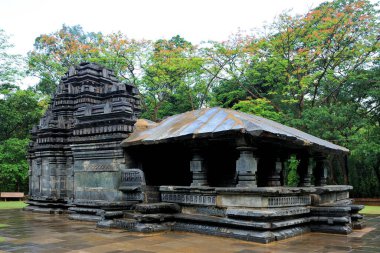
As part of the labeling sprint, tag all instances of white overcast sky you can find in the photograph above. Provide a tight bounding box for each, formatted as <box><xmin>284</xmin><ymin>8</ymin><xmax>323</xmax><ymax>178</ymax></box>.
<box><xmin>1</xmin><ymin>0</ymin><xmax>328</xmax><ymax>56</ymax></box>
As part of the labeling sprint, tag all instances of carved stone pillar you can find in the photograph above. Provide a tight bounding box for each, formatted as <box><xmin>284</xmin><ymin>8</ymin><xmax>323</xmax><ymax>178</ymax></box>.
<box><xmin>190</xmin><ymin>150</ymin><xmax>208</xmax><ymax>187</ymax></box>
<box><xmin>298</xmin><ymin>156</ymin><xmax>313</xmax><ymax>187</ymax></box>
<box><xmin>267</xmin><ymin>158</ymin><xmax>282</xmax><ymax>186</ymax></box>
<box><xmin>314</xmin><ymin>156</ymin><xmax>328</xmax><ymax>186</ymax></box>
<box><xmin>236</xmin><ymin>147</ymin><xmax>258</xmax><ymax>187</ymax></box>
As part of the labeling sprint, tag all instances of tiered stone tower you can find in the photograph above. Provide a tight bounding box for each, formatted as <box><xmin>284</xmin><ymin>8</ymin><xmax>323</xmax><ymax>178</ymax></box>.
<box><xmin>27</xmin><ymin>62</ymin><xmax>140</xmax><ymax>215</ymax></box>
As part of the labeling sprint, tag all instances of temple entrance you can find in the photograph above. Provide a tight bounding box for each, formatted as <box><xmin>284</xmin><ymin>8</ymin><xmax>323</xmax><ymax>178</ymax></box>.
<box><xmin>127</xmin><ymin>143</ymin><xmax>192</xmax><ymax>186</ymax></box>
<box><xmin>127</xmin><ymin>139</ymin><xmax>239</xmax><ymax>188</ymax></box>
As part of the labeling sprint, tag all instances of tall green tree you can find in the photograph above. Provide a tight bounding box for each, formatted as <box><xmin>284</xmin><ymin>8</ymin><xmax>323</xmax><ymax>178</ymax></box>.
<box><xmin>0</xmin><ymin>138</ymin><xmax>30</xmax><ymax>192</ymax></box>
<box><xmin>0</xmin><ymin>90</ymin><xmax>45</xmax><ymax>192</ymax></box>
<box><xmin>255</xmin><ymin>0</ymin><xmax>379</xmax><ymax>118</ymax></box>
<box><xmin>28</xmin><ymin>25</ymin><xmax>103</xmax><ymax>94</ymax></box>
<box><xmin>0</xmin><ymin>28</ymin><xmax>25</xmax><ymax>92</ymax></box>
<box><xmin>209</xmin><ymin>0</ymin><xmax>379</xmax><ymax>194</ymax></box>
<box><xmin>141</xmin><ymin>35</ymin><xmax>204</xmax><ymax>120</ymax></box>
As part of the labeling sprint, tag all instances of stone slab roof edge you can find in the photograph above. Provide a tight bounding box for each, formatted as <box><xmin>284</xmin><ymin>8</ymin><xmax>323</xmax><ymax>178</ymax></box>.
<box><xmin>121</xmin><ymin>107</ymin><xmax>349</xmax><ymax>153</ymax></box>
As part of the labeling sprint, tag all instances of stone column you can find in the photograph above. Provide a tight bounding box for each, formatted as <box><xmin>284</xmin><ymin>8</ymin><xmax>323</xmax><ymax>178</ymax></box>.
<box><xmin>236</xmin><ymin>147</ymin><xmax>258</xmax><ymax>187</ymax></box>
<box><xmin>267</xmin><ymin>158</ymin><xmax>282</xmax><ymax>186</ymax></box>
<box><xmin>314</xmin><ymin>156</ymin><xmax>328</xmax><ymax>186</ymax></box>
<box><xmin>190</xmin><ymin>150</ymin><xmax>208</xmax><ymax>187</ymax></box>
<box><xmin>298</xmin><ymin>156</ymin><xmax>313</xmax><ymax>187</ymax></box>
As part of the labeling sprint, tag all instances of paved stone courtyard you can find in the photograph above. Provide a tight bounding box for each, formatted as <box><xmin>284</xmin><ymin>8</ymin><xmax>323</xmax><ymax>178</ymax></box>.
<box><xmin>0</xmin><ymin>209</ymin><xmax>379</xmax><ymax>253</ymax></box>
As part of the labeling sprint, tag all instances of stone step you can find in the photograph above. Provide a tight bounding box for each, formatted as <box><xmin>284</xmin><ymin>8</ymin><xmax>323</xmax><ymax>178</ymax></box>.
<box><xmin>68</xmin><ymin>207</ymin><xmax>101</xmax><ymax>214</ymax></box>
<box><xmin>135</xmin><ymin>202</ymin><xmax>180</xmax><ymax>214</ymax></box>
<box><xmin>352</xmin><ymin>221</ymin><xmax>366</xmax><ymax>229</ymax></box>
<box><xmin>124</xmin><ymin>212</ymin><xmax>174</xmax><ymax>223</ymax></box>
<box><xmin>271</xmin><ymin>218</ymin><xmax>310</xmax><ymax>228</ymax></box>
<box><xmin>173</xmin><ymin>213</ymin><xmax>310</xmax><ymax>230</ymax></box>
<box><xmin>112</xmin><ymin>218</ymin><xmax>171</xmax><ymax>232</ymax></box>
<box><xmin>172</xmin><ymin>222</ymin><xmax>310</xmax><ymax>244</ymax></box>
<box><xmin>23</xmin><ymin>205</ymin><xmax>66</xmax><ymax>214</ymax></box>
<box><xmin>349</xmin><ymin>204</ymin><xmax>365</xmax><ymax>212</ymax></box>
<box><xmin>309</xmin><ymin>216</ymin><xmax>350</xmax><ymax>224</ymax></box>
<box><xmin>68</xmin><ymin>213</ymin><xmax>102</xmax><ymax>222</ymax></box>
<box><xmin>226</xmin><ymin>207</ymin><xmax>310</xmax><ymax>219</ymax></box>
<box><xmin>26</xmin><ymin>200</ymin><xmax>69</xmax><ymax>208</ymax></box>
<box><xmin>101</xmin><ymin>210</ymin><xmax>124</xmax><ymax>219</ymax></box>
<box><xmin>310</xmin><ymin>206</ymin><xmax>351</xmax><ymax>216</ymax></box>
<box><xmin>174</xmin><ymin>213</ymin><xmax>271</xmax><ymax>229</ymax></box>
<box><xmin>351</xmin><ymin>213</ymin><xmax>363</xmax><ymax>220</ymax></box>
<box><xmin>310</xmin><ymin>224</ymin><xmax>352</xmax><ymax>234</ymax></box>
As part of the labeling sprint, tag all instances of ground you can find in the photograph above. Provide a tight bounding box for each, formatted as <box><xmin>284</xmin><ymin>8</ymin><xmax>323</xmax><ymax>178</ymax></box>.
<box><xmin>360</xmin><ymin>206</ymin><xmax>380</xmax><ymax>215</ymax></box>
<box><xmin>0</xmin><ymin>201</ymin><xmax>27</xmax><ymax>210</ymax></box>
<box><xmin>0</xmin><ymin>203</ymin><xmax>379</xmax><ymax>252</ymax></box>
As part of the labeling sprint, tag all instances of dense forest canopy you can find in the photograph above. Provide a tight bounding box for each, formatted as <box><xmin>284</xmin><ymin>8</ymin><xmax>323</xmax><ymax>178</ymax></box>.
<box><xmin>0</xmin><ymin>0</ymin><xmax>379</xmax><ymax>197</ymax></box>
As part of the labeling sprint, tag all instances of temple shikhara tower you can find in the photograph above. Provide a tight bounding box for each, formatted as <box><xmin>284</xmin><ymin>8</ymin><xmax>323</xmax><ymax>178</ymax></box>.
<box><xmin>27</xmin><ymin>63</ymin><xmax>364</xmax><ymax>243</ymax></box>
<box><xmin>28</xmin><ymin>62</ymin><xmax>140</xmax><ymax>216</ymax></box>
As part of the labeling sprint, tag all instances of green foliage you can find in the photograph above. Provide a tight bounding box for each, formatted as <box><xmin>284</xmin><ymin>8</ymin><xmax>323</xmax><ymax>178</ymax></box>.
<box><xmin>0</xmin><ymin>29</ymin><xmax>25</xmax><ymax>92</ymax></box>
<box><xmin>348</xmin><ymin>125</ymin><xmax>380</xmax><ymax>197</ymax></box>
<box><xmin>232</xmin><ymin>98</ymin><xmax>283</xmax><ymax>122</ymax></box>
<box><xmin>0</xmin><ymin>138</ymin><xmax>29</xmax><ymax>192</ymax></box>
<box><xmin>0</xmin><ymin>90</ymin><xmax>44</xmax><ymax>192</ymax></box>
<box><xmin>286</xmin><ymin>155</ymin><xmax>300</xmax><ymax>187</ymax></box>
<box><xmin>28</xmin><ymin>25</ymin><xmax>104</xmax><ymax>94</ymax></box>
<box><xmin>211</xmin><ymin>80</ymin><xmax>249</xmax><ymax>108</ymax></box>
<box><xmin>0</xmin><ymin>90</ymin><xmax>45</xmax><ymax>140</ymax></box>
<box><xmin>141</xmin><ymin>35</ymin><xmax>204</xmax><ymax>120</ymax></box>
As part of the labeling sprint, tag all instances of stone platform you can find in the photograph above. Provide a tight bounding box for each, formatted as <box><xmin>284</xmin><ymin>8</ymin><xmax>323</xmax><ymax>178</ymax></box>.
<box><xmin>96</xmin><ymin>185</ymin><xmax>364</xmax><ymax>243</ymax></box>
<box><xmin>1</xmin><ymin>209</ymin><xmax>379</xmax><ymax>253</ymax></box>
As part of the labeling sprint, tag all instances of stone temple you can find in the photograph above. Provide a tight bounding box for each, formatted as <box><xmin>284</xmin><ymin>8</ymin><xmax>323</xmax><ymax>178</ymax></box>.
<box><xmin>26</xmin><ymin>62</ymin><xmax>364</xmax><ymax>243</ymax></box>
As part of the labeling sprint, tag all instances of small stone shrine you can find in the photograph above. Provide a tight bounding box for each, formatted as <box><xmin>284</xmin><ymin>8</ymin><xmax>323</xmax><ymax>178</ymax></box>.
<box><xmin>26</xmin><ymin>63</ymin><xmax>364</xmax><ymax>243</ymax></box>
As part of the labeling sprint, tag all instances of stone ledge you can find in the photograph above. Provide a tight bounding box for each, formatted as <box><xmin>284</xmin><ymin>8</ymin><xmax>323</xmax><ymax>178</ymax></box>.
<box><xmin>135</xmin><ymin>203</ymin><xmax>181</xmax><ymax>214</ymax></box>
<box><xmin>226</xmin><ymin>207</ymin><xmax>310</xmax><ymax>218</ymax></box>
<box><xmin>68</xmin><ymin>213</ymin><xmax>102</xmax><ymax>222</ymax></box>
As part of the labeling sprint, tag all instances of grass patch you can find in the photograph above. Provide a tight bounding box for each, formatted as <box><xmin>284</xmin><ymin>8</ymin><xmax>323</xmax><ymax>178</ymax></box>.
<box><xmin>0</xmin><ymin>237</ymin><xmax>5</xmax><ymax>242</ymax></box>
<box><xmin>0</xmin><ymin>224</ymin><xmax>10</xmax><ymax>228</ymax></box>
<box><xmin>359</xmin><ymin>205</ymin><xmax>380</xmax><ymax>215</ymax></box>
<box><xmin>0</xmin><ymin>201</ymin><xmax>27</xmax><ymax>209</ymax></box>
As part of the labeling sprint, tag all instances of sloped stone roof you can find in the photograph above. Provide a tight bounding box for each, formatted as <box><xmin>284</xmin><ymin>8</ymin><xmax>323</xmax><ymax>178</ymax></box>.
<box><xmin>121</xmin><ymin>107</ymin><xmax>349</xmax><ymax>153</ymax></box>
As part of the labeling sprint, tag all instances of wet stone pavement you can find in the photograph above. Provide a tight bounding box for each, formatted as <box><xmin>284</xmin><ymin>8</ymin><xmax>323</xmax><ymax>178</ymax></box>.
<box><xmin>0</xmin><ymin>209</ymin><xmax>379</xmax><ymax>253</ymax></box>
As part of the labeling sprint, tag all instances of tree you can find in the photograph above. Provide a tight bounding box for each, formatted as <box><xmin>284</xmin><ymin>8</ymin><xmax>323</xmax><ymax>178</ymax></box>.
<box><xmin>232</xmin><ymin>98</ymin><xmax>283</xmax><ymax>122</ymax></box>
<box><xmin>209</xmin><ymin>0</ymin><xmax>379</xmax><ymax>195</ymax></box>
<box><xmin>28</xmin><ymin>25</ymin><xmax>151</xmax><ymax>96</ymax></box>
<box><xmin>0</xmin><ymin>28</ymin><xmax>25</xmax><ymax>92</ymax></box>
<box><xmin>91</xmin><ymin>32</ymin><xmax>150</xmax><ymax>87</ymax></box>
<box><xmin>0</xmin><ymin>138</ymin><xmax>30</xmax><ymax>192</ymax></box>
<box><xmin>252</xmin><ymin>0</ymin><xmax>379</xmax><ymax>118</ymax></box>
<box><xmin>0</xmin><ymin>90</ymin><xmax>45</xmax><ymax>140</ymax></box>
<box><xmin>141</xmin><ymin>35</ymin><xmax>204</xmax><ymax>120</ymax></box>
<box><xmin>201</xmin><ymin>33</ymin><xmax>262</xmax><ymax>109</ymax></box>
<box><xmin>28</xmin><ymin>25</ymin><xmax>103</xmax><ymax>94</ymax></box>
<box><xmin>0</xmin><ymin>90</ymin><xmax>45</xmax><ymax>192</ymax></box>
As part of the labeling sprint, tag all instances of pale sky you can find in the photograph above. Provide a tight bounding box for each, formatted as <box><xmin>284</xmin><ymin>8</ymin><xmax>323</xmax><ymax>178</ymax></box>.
<box><xmin>1</xmin><ymin>0</ymin><xmax>329</xmax><ymax>87</ymax></box>
<box><xmin>1</xmin><ymin>0</ymin><xmax>328</xmax><ymax>56</ymax></box>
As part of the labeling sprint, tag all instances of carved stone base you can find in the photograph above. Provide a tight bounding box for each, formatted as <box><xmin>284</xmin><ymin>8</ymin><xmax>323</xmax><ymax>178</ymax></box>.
<box><xmin>24</xmin><ymin>200</ymin><xmax>70</xmax><ymax>214</ymax></box>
